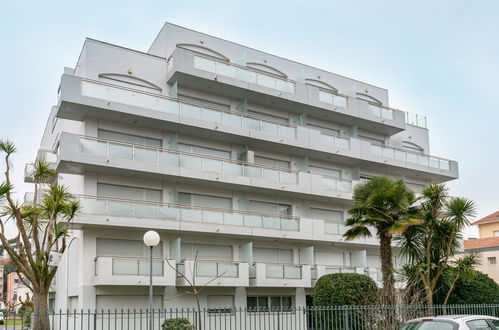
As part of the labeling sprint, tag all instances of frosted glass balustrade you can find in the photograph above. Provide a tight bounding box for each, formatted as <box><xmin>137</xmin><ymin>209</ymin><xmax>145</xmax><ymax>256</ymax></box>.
<box><xmin>370</xmin><ymin>144</ymin><xmax>451</xmax><ymax>171</ymax></box>
<box><xmin>79</xmin><ymin>197</ymin><xmax>299</xmax><ymax>231</ymax></box>
<box><xmin>193</xmin><ymin>56</ymin><xmax>295</xmax><ymax>94</ymax></box>
<box><xmin>79</xmin><ymin>137</ymin><xmax>298</xmax><ymax>185</ymax></box>
<box><xmin>368</xmin><ymin>104</ymin><xmax>394</xmax><ymax>120</ymax></box>
<box><xmin>320</xmin><ymin>133</ymin><xmax>350</xmax><ymax>150</ymax></box>
<box><xmin>112</xmin><ymin>258</ymin><xmax>163</xmax><ymax>276</ymax></box>
<box><xmin>196</xmin><ymin>262</ymin><xmax>238</xmax><ymax>278</ymax></box>
<box><xmin>81</xmin><ymin>80</ymin><xmax>297</xmax><ymax>139</ymax></box>
<box><xmin>266</xmin><ymin>264</ymin><xmax>302</xmax><ymax>279</ymax></box>
<box><xmin>318</xmin><ymin>90</ymin><xmax>348</xmax><ymax>108</ymax></box>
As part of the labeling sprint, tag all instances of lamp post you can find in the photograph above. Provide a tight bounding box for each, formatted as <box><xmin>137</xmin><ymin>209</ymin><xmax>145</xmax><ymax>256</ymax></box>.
<box><xmin>143</xmin><ymin>230</ymin><xmax>160</xmax><ymax>330</ymax></box>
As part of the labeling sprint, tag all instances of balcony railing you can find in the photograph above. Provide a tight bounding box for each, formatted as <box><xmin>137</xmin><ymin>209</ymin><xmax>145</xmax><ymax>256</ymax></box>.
<box><xmin>78</xmin><ymin>136</ymin><xmax>299</xmax><ymax>185</ymax></box>
<box><xmin>319</xmin><ymin>132</ymin><xmax>350</xmax><ymax>150</ymax></box>
<box><xmin>370</xmin><ymin>144</ymin><xmax>451</xmax><ymax>171</ymax></box>
<box><xmin>406</xmin><ymin>112</ymin><xmax>427</xmax><ymax>129</ymax></box>
<box><xmin>96</xmin><ymin>256</ymin><xmax>164</xmax><ymax>276</ymax></box>
<box><xmin>368</xmin><ymin>104</ymin><xmax>395</xmax><ymax>120</ymax></box>
<box><xmin>79</xmin><ymin>195</ymin><xmax>300</xmax><ymax>231</ymax></box>
<box><xmin>321</xmin><ymin>175</ymin><xmax>353</xmax><ymax>193</ymax></box>
<box><xmin>324</xmin><ymin>266</ymin><xmax>356</xmax><ymax>275</ymax></box>
<box><xmin>265</xmin><ymin>263</ymin><xmax>302</xmax><ymax>279</ymax></box>
<box><xmin>80</xmin><ymin>79</ymin><xmax>297</xmax><ymax>139</ymax></box>
<box><xmin>323</xmin><ymin>220</ymin><xmax>347</xmax><ymax>235</ymax></box>
<box><xmin>182</xmin><ymin>260</ymin><xmax>240</xmax><ymax>278</ymax></box>
<box><xmin>318</xmin><ymin>90</ymin><xmax>348</xmax><ymax>108</ymax></box>
<box><xmin>190</xmin><ymin>54</ymin><xmax>295</xmax><ymax>94</ymax></box>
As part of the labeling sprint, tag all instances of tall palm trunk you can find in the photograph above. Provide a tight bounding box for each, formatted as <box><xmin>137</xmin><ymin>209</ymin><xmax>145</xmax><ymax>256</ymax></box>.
<box><xmin>32</xmin><ymin>288</ymin><xmax>50</xmax><ymax>330</ymax></box>
<box><xmin>379</xmin><ymin>229</ymin><xmax>395</xmax><ymax>305</ymax></box>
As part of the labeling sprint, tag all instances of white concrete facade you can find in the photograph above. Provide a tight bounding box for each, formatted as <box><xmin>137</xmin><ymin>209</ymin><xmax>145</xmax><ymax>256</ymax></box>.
<box><xmin>27</xmin><ymin>23</ymin><xmax>457</xmax><ymax>313</ymax></box>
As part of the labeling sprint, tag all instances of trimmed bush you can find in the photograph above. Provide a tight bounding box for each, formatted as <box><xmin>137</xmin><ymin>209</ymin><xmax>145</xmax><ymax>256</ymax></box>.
<box><xmin>445</xmin><ymin>271</ymin><xmax>499</xmax><ymax>304</ymax></box>
<box><xmin>313</xmin><ymin>273</ymin><xmax>379</xmax><ymax>306</ymax></box>
<box><xmin>161</xmin><ymin>317</ymin><xmax>194</xmax><ymax>330</ymax></box>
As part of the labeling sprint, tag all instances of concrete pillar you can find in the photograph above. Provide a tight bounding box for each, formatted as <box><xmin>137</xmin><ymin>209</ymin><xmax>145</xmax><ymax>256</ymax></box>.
<box><xmin>234</xmin><ymin>287</ymin><xmax>247</xmax><ymax>308</ymax></box>
<box><xmin>295</xmin><ymin>288</ymin><xmax>306</xmax><ymax>307</ymax></box>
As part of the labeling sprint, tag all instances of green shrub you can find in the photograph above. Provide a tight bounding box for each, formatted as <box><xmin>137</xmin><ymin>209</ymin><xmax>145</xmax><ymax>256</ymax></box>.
<box><xmin>161</xmin><ymin>317</ymin><xmax>194</xmax><ymax>330</ymax></box>
<box><xmin>312</xmin><ymin>273</ymin><xmax>380</xmax><ymax>329</ymax></box>
<box><xmin>444</xmin><ymin>271</ymin><xmax>499</xmax><ymax>304</ymax></box>
<box><xmin>313</xmin><ymin>273</ymin><xmax>379</xmax><ymax>306</ymax></box>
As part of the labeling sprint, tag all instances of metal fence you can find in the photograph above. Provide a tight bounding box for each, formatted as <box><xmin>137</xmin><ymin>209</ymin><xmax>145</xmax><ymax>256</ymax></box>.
<box><xmin>4</xmin><ymin>304</ymin><xmax>499</xmax><ymax>330</ymax></box>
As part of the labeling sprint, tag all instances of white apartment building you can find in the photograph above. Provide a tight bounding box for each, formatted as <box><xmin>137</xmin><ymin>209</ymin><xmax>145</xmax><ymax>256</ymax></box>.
<box><xmin>27</xmin><ymin>23</ymin><xmax>458</xmax><ymax>313</ymax></box>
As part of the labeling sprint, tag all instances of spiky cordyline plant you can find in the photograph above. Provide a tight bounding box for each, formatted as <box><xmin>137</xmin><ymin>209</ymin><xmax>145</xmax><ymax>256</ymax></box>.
<box><xmin>0</xmin><ymin>140</ymin><xmax>80</xmax><ymax>330</ymax></box>
<box><xmin>397</xmin><ymin>183</ymin><xmax>477</xmax><ymax>306</ymax></box>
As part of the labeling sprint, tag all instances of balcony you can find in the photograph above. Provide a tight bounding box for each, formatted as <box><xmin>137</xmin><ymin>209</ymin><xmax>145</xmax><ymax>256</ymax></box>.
<box><xmin>57</xmin><ymin>133</ymin><xmax>357</xmax><ymax>201</ymax></box>
<box><xmin>370</xmin><ymin>144</ymin><xmax>451</xmax><ymax>172</ymax></box>
<box><xmin>166</xmin><ymin>47</ymin><xmax>406</xmax><ymax>135</ymax></box>
<box><xmin>312</xmin><ymin>265</ymin><xmax>363</xmax><ymax>283</ymax></box>
<box><xmin>249</xmin><ymin>263</ymin><xmax>311</xmax><ymax>287</ymax></box>
<box><xmin>93</xmin><ymin>256</ymin><xmax>176</xmax><ymax>286</ymax></box>
<box><xmin>56</xmin><ymin>75</ymin><xmax>457</xmax><ymax>181</ymax></box>
<box><xmin>24</xmin><ymin>150</ymin><xmax>58</xmax><ymax>183</ymax></box>
<box><xmin>77</xmin><ymin>195</ymin><xmax>299</xmax><ymax>231</ymax></box>
<box><xmin>176</xmin><ymin>260</ymin><xmax>249</xmax><ymax>287</ymax></box>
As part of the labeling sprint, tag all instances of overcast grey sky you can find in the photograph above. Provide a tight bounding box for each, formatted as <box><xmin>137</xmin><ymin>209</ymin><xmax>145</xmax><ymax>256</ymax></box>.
<box><xmin>1</xmin><ymin>0</ymin><xmax>498</xmax><ymax>237</ymax></box>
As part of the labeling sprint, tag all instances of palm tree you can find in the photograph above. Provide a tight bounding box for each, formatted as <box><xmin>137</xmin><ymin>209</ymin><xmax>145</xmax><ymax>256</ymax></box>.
<box><xmin>343</xmin><ymin>177</ymin><xmax>421</xmax><ymax>305</ymax></box>
<box><xmin>397</xmin><ymin>184</ymin><xmax>476</xmax><ymax>306</ymax></box>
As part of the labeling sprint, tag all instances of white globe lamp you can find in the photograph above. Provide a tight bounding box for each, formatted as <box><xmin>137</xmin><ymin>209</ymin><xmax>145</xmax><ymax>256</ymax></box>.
<box><xmin>143</xmin><ymin>230</ymin><xmax>160</xmax><ymax>247</ymax></box>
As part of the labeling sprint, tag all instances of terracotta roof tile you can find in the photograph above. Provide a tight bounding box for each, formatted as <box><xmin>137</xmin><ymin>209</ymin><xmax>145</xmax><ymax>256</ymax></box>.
<box><xmin>473</xmin><ymin>211</ymin><xmax>499</xmax><ymax>225</ymax></box>
<box><xmin>464</xmin><ymin>237</ymin><xmax>499</xmax><ymax>250</ymax></box>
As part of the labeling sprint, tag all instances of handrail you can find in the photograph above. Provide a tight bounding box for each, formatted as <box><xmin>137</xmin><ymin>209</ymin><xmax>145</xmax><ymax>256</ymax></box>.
<box><xmin>177</xmin><ymin>47</ymin><xmax>296</xmax><ymax>83</ymax></box>
<box><xmin>370</xmin><ymin>142</ymin><xmax>453</xmax><ymax>163</ymax></box>
<box><xmin>78</xmin><ymin>135</ymin><xmax>300</xmax><ymax>174</ymax></box>
<box><xmin>96</xmin><ymin>256</ymin><xmax>165</xmax><ymax>261</ymax></box>
<box><xmin>77</xmin><ymin>194</ymin><xmax>299</xmax><ymax>220</ymax></box>
<box><xmin>79</xmin><ymin>77</ymin><xmax>298</xmax><ymax>128</ymax></box>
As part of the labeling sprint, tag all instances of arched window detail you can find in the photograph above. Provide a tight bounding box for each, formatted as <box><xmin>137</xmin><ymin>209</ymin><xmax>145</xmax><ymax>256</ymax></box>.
<box><xmin>402</xmin><ymin>141</ymin><xmax>424</xmax><ymax>153</ymax></box>
<box><xmin>246</xmin><ymin>62</ymin><xmax>287</xmax><ymax>78</ymax></box>
<box><xmin>356</xmin><ymin>92</ymin><xmax>383</xmax><ymax>105</ymax></box>
<box><xmin>176</xmin><ymin>44</ymin><xmax>229</xmax><ymax>62</ymax></box>
<box><xmin>98</xmin><ymin>73</ymin><xmax>162</xmax><ymax>93</ymax></box>
<box><xmin>305</xmin><ymin>79</ymin><xmax>339</xmax><ymax>93</ymax></box>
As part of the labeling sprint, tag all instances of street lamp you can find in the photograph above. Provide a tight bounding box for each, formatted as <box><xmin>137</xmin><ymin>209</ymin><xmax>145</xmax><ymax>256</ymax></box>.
<box><xmin>143</xmin><ymin>230</ymin><xmax>160</xmax><ymax>330</ymax></box>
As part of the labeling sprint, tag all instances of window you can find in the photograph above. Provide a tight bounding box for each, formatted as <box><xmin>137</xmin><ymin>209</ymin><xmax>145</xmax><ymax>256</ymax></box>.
<box><xmin>98</xmin><ymin>130</ymin><xmax>162</xmax><ymax>148</ymax></box>
<box><xmin>178</xmin><ymin>193</ymin><xmax>232</xmax><ymax>209</ymax></box>
<box><xmin>309</xmin><ymin>166</ymin><xmax>341</xmax><ymax>178</ymax></box>
<box><xmin>466</xmin><ymin>319</ymin><xmax>492</xmax><ymax>330</ymax></box>
<box><xmin>180</xmin><ymin>243</ymin><xmax>233</xmax><ymax>261</ymax></box>
<box><xmin>249</xmin><ymin>201</ymin><xmax>291</xmax><ymax>216</ymax></box>
<box><xmin>254</xmin><ymin>156</ymin><xmax>290</xmax><ymax>169</ymax></box>
<box><xmin>247</xmin><ymin>110</ymin><xmax>288</xmax><ymax>124</ymax></box>
<box><xmin>177</xmin><ymin>143</ymin><xmax>231</xmax><ymax>159</ymax></box>
<box><xmin>494</xmin><ymin>231</ymin><xmax>499</xmax><ymax>237</ymax></box>
<box><xmin>97</xmin><ymin>238</ymin><xmax>163</xmax><ymax>258</ymax></box>
<box><xmin>253</xmin><ymin>247</ymin><xmax>293</xmax><ymax>264</ymax></box>
<box><xmin>489</xmin><ymin>320</ymin><xmax>499</xmax><ymax>329</ymax></box>
<box><xmin>307</xmin><ymin>123</ymin><xmax>340</xmax><ymax>136</ymax></box>
<box><xmin>247</xmin><ymin>296</ymin><xmax>293</xmax><ymax>311</ymax></box>
<box><xmin>358</xmin><ymin>134</ymin><xmax>385</xmax><ymax>145</ymax></box>
<box><xmin>207</xmin><ymin>295</ymin><xmax>234</xmax><ymax>313</ymax></box>
<box><xmin>359</xmin><ymin>175</ymin><xmax>372</xmax><ymax>182</ymax></box>
<box><xmin>178</xmin><ymin>94</ymin><xmax>230</xmax><ymax>110</ymax></box>
<box><xmin>488</xmin><ymin>257</ymin><xmax>497</xmax><ymax>266</ymax></box>
<box><xmin>311</xmin><ymin>208</ymin><xmax>343</xmax><ymax>221</ymax></box>
<box><xmin>97</xmin><ymin>183</ymin><xmax>162</xmax><ymax>202</ymax></box>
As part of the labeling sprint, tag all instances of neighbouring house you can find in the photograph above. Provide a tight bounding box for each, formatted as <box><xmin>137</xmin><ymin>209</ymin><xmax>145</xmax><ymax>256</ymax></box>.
<box><xmin>24</xmin><ymin>22</ymin><xmax>458</xmax><ymax>314</ymax></box>
<box><xmin>464</xmin><ymin>211</ymin><xmax>499</xmax><ymax>283</ymax></box>
<box><xmin>5</xmin><ymin>273</ymin><xmax>31</xmax><ymax>311</ymax></box>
